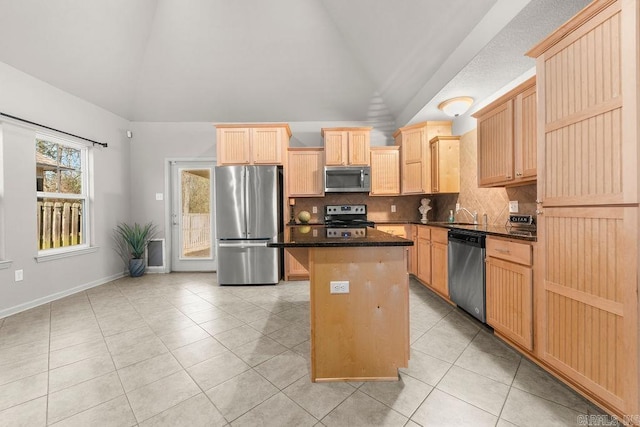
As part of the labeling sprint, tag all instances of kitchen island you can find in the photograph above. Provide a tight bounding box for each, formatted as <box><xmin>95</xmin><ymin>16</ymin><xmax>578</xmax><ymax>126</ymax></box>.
<box><xmin>269</xmin><ymin>226</ymin><xmax>413</xmax><ymax>382</ymax></box>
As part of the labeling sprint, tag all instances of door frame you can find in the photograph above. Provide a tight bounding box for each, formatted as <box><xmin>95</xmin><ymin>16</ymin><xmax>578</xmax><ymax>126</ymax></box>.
<box><xmin>164</xmin><ymin>157</ymin><xmax>217</xmax><ymax>272</ymax></box>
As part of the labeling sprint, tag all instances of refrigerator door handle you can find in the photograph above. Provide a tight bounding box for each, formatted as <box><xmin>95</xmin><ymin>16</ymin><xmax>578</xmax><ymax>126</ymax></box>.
<box><xmin>244</xmin><ymin>167</ymin><xmax>250</xmax><ymax>238</ymax></box>
<box><xmin>218</xmin><ymin>241</ymin><xmax>268</xmax><ymax>248</ymax></box>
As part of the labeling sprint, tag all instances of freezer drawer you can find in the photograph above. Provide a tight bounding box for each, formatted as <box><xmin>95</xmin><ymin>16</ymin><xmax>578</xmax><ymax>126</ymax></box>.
<box><xmin>217</xmin><ymin>241</ymin><xmax>280</xmax><ymax>285</ymax></box>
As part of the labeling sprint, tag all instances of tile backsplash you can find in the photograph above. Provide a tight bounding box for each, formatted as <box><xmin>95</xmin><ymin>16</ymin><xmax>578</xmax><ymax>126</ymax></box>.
<box><xmin>430</xmin><ymin>128</ymin><xmax>537</xmax><ymax>225</ymax></box>
<box><xmin>288</xmin><ymin>128</ymin><xmax>536</xmax><ymax>225</ymax></box>
<box><xmin>290</xmin><ymin>194</ymin><xmax>426</xmax><ymax>224</ymax></box>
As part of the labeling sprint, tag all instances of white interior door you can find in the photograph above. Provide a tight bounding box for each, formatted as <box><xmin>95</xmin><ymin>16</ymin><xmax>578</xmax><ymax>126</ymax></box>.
<box><xmin>170</xmin><ymin>161</ymin><xmax>216</xmax><ymax>271</ymax></box>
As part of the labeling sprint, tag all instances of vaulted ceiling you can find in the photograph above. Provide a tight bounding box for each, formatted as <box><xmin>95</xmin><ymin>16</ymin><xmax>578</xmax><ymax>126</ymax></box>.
<box><xmin>0</xmin><ymin>0</ymin><xmax>590</xmax><ymax>126</ymax></box>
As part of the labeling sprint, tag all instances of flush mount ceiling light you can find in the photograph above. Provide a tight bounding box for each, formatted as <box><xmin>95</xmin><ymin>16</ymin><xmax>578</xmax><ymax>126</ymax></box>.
<box><xmin>438</xmin><ymin>96</ymin><xmax>474</xmax><ymax>117</ymax></box>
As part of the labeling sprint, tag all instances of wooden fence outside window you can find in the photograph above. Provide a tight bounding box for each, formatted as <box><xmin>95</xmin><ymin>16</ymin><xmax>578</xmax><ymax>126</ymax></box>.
<box><xmin>37</xmin><ymin>200</ymin><xmax>82</xmax><ymax>250</ymax></box>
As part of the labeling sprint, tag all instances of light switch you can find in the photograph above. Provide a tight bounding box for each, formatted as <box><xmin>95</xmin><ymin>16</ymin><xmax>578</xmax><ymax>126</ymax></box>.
<box><xmin>156</xmin><ymin>193</ymin><xmax>164</xmax><ymax>201</ymax></box>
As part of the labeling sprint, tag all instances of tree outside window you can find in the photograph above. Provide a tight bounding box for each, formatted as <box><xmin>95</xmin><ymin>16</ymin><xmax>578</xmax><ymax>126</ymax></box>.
<box><xmin>36</xmin><ymin>136</ymin><xmax>88</xmax><ymax>251</ymax></box>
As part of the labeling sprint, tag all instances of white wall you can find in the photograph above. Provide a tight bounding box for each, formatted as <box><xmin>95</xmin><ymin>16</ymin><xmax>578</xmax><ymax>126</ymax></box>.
<box><xmin>0</xmin><ymin>62</ymin><xmax>132</xmax><ymax>317</ymax></box>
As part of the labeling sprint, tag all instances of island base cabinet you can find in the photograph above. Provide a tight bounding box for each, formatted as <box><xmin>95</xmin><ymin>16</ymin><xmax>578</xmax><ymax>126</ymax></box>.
<box><xmin>309</xmin><ymin>246</ymin><xmax>409</xmax><ymax>382</ymax></box>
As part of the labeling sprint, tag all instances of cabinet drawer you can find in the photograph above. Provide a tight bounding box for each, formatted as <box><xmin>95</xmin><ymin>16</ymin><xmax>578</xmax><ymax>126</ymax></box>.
<box><xmin>417</xmin><ymin>226</ymin><xmax>431</xmax><ymax>240</ymax></box>
<box><xmin>376</xmin><ymin>225</ymin><xmax>407</xmax><ymax>238</ymax></box>
<box><xmin>430</xmin><ymin>227</ymin><xmax>449</xmax><ymax>245</ymax></box>
<box><xmin>486</xmin><ymin>237</ymin><xmax>532</xmax><ymax>266</ymax></box>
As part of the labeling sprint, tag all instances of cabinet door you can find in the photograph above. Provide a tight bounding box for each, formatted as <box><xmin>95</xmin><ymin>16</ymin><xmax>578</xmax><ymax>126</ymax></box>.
<box><xmin>288</xmin><ymin>149</ymin><xmax>324</xmax><ymax>196</ymax></box>
<box><xmin>431</xmin><ymin>137</ymin><xmax>460</xmax><ymax>193</ymax></box>
<box><xmin>407</xmin><ymin>225</ymin><xmax>417</xmax><ymax>276</ymax></box>
<box><xmin>416</xmin><ymin>237</ymin><xmax>431</xmax><ymax>285</ymax></box>
<box><xmin>430</xmin><ymin>141</ymin><xmax>439</xmax><ymax>193</ymax></box>
<box><xmin>348</xmin><ymin>130</ymin><xmax>370</xmax><ymax>165</ymax></box>
<box><xmin>477</xmin><ymin>100</ymin><xmax>514</xmax><ymax>186</ymax></box>
<box><xmin>401</xmin><ymin>128</ymin><xmax>425</xmax><ymax>194</ymax></box>
<box><xmin>514</xmin><ymin>84</ymin><xmax>537</xmax><ymax>181</ymax></box>
<box><xmin>218</xmin><ymin>128</ymin><xmax>251</xmax><ymax>165</ymax></box>
<box><xmin>486</xmin><ymin>256</ymin><xmax>533</xmax><ymax>351</ymax></box>
<box><xmin>285</xmin><ymin>248</ymin><xmax>309</xmax><ymax>279</ymax></box>
<box><xmin>251</xmin><ymin>127</ymin><xmax>282</xmax><ymax>164</ymax></box>
<box><xmin>370</xmin><ymin>148</ymin><xmax>400</xmax><ymax>195</ymax></box>
<box><xmin>431</xmin><ymin>242</ymin><xmax>448</xmax><ymax>298</ymax></box>
<box><xmin>324</xmin><ymin>131</ymin><xmax>348</xmax><ymax>165</ymax></box>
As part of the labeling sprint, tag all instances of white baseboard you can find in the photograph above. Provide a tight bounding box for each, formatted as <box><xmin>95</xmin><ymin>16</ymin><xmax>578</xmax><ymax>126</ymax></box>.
<box><xmin>0</xmin><ymin>271</ymin><xmax>126</xmax><ymax>319</ymax></box>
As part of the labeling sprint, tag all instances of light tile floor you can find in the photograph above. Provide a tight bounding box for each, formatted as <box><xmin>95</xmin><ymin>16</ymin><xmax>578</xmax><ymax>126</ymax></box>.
<box><xmin>0</xmin><ymin>273</ymin><xmax>610</xmax><ymax>426</ymax></box>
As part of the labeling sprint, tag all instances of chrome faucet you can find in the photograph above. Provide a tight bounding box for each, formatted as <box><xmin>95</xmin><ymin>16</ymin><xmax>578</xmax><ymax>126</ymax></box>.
<box><xmin>456</xmin><ymin>206</ymin><xmax>478</xmax><ymax>224</ymax></box>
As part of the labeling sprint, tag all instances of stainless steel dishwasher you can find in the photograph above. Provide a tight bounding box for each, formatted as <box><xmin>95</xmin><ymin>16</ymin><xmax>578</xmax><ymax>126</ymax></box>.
<box><xmin>448</xmin><ymin>229</ymin><xmax>486</xmax><ymax>323</ymax></box>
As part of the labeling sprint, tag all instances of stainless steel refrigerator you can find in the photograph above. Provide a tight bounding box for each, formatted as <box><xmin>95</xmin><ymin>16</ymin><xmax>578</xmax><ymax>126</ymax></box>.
<box><xmin>214</xmin><ymin>165</ymin><xmax>283</xmax><ymax>285</ymax></box>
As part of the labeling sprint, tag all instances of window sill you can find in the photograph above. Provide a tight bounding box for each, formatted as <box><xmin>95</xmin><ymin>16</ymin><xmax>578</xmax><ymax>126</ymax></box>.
<box><xmin>35</xmin><ymin>246</ymin><xmax>99</xmax><ymax>263</ymax></box>
<box><xmin>0</xmin><ymin>260</ymin><xmax>12</xmax><ymax>270</ymax></box>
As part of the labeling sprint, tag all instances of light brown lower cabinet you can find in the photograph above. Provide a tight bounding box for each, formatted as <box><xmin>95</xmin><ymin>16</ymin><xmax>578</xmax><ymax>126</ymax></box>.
<box><xmin>413</xmin><ymin>226</ymin><xmax>449</xmax><ymax>299</ymax></box>
<box><xmin>284</xmin><ymin>248</ymin><xmax>309</xmax><ymax>280</ymax></box>
<box><xmin>485</xmin><ymin>237</ymin><xmax>533</xmax><ymax>351</ymax></box>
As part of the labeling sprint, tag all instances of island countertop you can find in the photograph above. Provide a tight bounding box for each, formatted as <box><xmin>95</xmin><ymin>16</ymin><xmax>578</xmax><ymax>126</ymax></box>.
<box><xmin>268</xmin><ymin>225</ymin><xmax>413</xmax><ymax>248</ymax></box>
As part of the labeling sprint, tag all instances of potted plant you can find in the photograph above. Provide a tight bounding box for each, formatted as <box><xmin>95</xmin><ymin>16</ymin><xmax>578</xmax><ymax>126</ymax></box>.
<box><xmin>114</xmin><ymin>222</ymin><xmax>157</xmax><ymax>277</ymax></box>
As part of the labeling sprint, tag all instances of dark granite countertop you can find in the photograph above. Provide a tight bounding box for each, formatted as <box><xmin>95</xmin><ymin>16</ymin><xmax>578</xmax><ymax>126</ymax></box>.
<box><xmin>373</xmin><ymin>220</ymin><xmax>536</xmax><ymax>242</ymax></box>
<box><xmin>268</xmin><ymin>225</ymin><xmax>413</xmax><ymax>248</ymax></box>
<box><xmin>416</xmin><ymin>222</ymin><xmax>537</xmax><ymax>242</ymax></box>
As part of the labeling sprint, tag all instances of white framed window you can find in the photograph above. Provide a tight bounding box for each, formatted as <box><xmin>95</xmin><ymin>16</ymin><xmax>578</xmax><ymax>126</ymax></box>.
<box><xmin>36</xmin><ymin>133</ymin><xmax>91</xmax><ymax>256</ymax></box>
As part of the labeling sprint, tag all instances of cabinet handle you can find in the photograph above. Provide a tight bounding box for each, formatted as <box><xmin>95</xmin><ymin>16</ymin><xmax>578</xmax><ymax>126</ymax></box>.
<box><xmin>495</xmin><ymin>248</ymin><xmax>511</xmax><ymax>254</ymax></box>
<box><xmin>536</xmin><ymin>210</ymin><xmax>544</xmax><ymax>215</ymax></box>
<box><xmin>506</xmin><ymin>175</ymin><xmax>512</xmax><ymax>179</ymax></box>
<box><xmin>516</xmin><ymin>172</ymin><xmax>522</xmax><ymax>177</ymax></box>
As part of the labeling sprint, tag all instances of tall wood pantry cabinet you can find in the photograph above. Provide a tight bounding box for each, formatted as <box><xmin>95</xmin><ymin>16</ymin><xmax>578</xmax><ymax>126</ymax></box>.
<box><xmin>473</xmin><ymin>77</ymin><xmax>536</xmax><ymax>187</ymax></box>
<box><xmin>527</xmin><ymin>0</ymin><xmax>639</xmax><ymax>417</ymax></box>
<box><xmin>394</xmin><ymin>121</ymin><xmax>452</xmax><ymax>194</ymax></box>
<box><xmin>216</xmin><ymin>124</ymin><xmax>291</xmax><ymax>165</ymax></box>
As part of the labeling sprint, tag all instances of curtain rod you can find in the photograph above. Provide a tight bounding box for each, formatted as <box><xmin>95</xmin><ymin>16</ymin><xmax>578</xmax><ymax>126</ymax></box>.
<box><xmin>0</xmin><ymin>112</ymin><xmax>108</xmax><ymax>148</ymax></box>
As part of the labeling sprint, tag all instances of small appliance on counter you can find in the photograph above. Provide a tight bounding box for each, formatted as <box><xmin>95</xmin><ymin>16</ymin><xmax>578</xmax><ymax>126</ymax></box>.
<box><xmin>506</xmin><ymin>214</ymin><xmax>536</xmax><ymax>238</ymax></box>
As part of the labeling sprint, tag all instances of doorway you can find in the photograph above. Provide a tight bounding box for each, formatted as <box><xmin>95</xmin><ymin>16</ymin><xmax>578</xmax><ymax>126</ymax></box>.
<box><xmin>170</xmin><ymin>161</ymin><xmax>216</xmax><ymax>271</ymax></box>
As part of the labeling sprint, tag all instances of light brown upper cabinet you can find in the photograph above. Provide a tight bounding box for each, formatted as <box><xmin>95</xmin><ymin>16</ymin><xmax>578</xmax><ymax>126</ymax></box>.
<box><xmin>216</xmin><ymin>124</ymin><xmax>291</xmax><ymax>165</ymax></box>
<box><xmin>321</xmin><ymin>127</ymin><xmax>371</xmax><ymax>166</ymax></box>
<box><xmin>473</xmin><ymin>77</ymin><xmax>536</xmax><ymax>187</ymax></box>
<box><xmin>370</xmin><ymin>146</ymin><xmax>400</xmax><ymax>195</ymax></box>
<box><xmin>394</xmin><ymin>121</ymin><xmax>452</xmax><ymax>194</ymax></box>
<box><xmin>526</xmin><ymin>0</ymin><xmax>638</xmax><ymax>418</ymax></box>
<box><xmin>287</xmin><ymin>148</ymin><xmax>324</xmax><ymax>197</ymax></box>
<box><xmin>430</xmin><ymin>136</ymin><xmax>460</xmax><ymax>194</ymax></box>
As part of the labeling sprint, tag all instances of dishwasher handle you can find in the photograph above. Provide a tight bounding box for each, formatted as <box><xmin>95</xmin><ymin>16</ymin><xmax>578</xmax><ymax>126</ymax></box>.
<box><xmin>448</xmin><ymin>231</ymin><xmax>485</xmax><ymax>248</ymax></box>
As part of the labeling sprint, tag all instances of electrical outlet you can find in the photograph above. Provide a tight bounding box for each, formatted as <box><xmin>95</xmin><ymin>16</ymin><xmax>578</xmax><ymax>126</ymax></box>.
<box><xmin>456</xmin><ymin>203</ymin><xmax>460</xmax><ymax>211</ymax></box>
<box><xmin>391</xmin><ymin>205</ymin><xmax>396</xmax><ymax>213</ymax></box>
<box><xmin>509</xmin><ymin>201</ymin><xmax>519</xmax><ymax>213</ymax></box>
<box><xmin>330</xmin><ymin>281</ymin><xmax>349</xmax><ymax>294</ymax></box>
<box><xmin>155</xmin><ymin>193</ymin><xmax>163</xmax><ymax>201</ymax></box>
<box><xmin>312</xmin><ymin>206</ymin><xmax>317</xmax><ymax>214</ymax></box>
<box><xmin>15</xmin><ymin>270</ymin><xmax>23</xmax><ymax>282</ymax></box>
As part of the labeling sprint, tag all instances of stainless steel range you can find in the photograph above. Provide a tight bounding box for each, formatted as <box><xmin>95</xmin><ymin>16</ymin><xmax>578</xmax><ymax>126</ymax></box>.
<box><xmin>324</xmin><ymin>204</ymin><xmax>374</xmax><ymax>238</ymax></box>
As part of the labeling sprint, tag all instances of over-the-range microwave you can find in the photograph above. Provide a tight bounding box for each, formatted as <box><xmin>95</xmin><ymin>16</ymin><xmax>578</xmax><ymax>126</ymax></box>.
<box><xmin>324</xmin><ymin>166</ymin><xmax>371</xmax><ymax>193</ymax></box>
